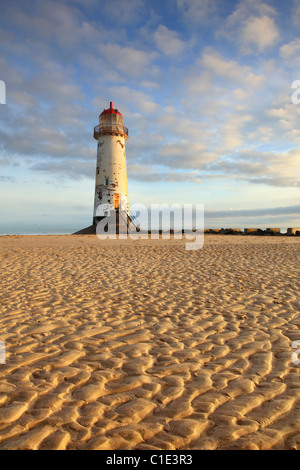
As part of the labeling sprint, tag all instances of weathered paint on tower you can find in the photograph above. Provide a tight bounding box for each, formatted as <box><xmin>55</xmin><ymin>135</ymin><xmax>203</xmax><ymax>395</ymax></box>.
<box><xmin>93</xmin><ymin>102</ymin><xmax>129</xmax><ymax>225</ymax></box>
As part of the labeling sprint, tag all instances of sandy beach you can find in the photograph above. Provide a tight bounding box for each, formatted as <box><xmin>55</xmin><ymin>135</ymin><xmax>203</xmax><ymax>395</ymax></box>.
<box><xmin>0</xmin><ymin>234</ymin><xmax>299</xmax><ymax>450</ymax></box>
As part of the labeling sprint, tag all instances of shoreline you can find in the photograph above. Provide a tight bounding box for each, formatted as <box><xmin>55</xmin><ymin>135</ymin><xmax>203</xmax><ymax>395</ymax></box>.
<box><xmin>1</xmin><ymin>229</ymin><xmax>299</xmax><ymax>237</ymax></box>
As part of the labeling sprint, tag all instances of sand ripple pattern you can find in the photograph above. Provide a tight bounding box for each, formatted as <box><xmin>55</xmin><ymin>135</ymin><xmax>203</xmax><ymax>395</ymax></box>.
<box><xmin>0</xmin><ymin>235</ymin><xmax>299</xmax><ymax>450</ymax></box>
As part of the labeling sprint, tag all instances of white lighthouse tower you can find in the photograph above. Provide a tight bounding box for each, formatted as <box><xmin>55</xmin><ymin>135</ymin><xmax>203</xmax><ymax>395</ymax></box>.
<box><xmin>73</xmin><ymin>101</ymin><xmax>134</xmax><ymax>235</ymax></box>
<box><xmin>93</xmin><ymin>101</ymin><xmax>130</xmax><ymax>229</ymax></box>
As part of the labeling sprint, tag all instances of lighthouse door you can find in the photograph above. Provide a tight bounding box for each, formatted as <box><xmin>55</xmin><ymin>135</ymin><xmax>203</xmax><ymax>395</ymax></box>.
<box><xmin>114</xmin><ymin>193</ymin><xmax>120</xmax><ymax>210</ymax></box>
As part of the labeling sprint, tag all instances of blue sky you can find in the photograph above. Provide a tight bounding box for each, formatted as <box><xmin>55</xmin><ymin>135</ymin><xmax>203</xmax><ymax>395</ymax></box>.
<box><xmin>0</xmin><ymin>0</ymin><xmax>300</xmax><ymax>233</ymax></box>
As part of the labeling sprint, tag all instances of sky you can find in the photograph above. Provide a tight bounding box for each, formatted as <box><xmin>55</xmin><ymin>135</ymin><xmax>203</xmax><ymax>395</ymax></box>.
<box><xmin>0</xmin><ymin>0</ymin><xmax>300</xmax><ymax>233</ymax></box>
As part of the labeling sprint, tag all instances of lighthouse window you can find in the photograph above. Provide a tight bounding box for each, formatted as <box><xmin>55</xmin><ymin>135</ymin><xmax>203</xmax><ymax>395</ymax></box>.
<box><xmin>105</xmin><ymin>177</ymin><xmax>109</xmax><ymax>186</ymax></box>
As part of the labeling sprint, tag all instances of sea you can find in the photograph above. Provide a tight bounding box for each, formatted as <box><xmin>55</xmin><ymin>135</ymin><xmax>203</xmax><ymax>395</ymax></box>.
<box><xmin>0</xmin><ymin>221</ymin><xmax>88</xmax><ymax>236</ymax></box>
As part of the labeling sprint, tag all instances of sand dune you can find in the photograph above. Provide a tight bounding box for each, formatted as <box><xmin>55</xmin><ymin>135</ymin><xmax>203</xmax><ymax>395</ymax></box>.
<box><xmin>0</xmin><ymin>234</ymin><xmax>299</xmax><ymax>450</ymax></box>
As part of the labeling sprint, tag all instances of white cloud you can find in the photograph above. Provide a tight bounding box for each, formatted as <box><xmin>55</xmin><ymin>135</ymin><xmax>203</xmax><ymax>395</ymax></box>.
<box><xmin>140</xmin><ymin>80</ymin><xmax>159</xmax><ymax>89</ymax></box>
<box><xmin>107</xmin><ymin>86</ymin><xmax>159</xmax><ymax>115</ymax></box>
<box><xmin>10</xmin><ymin>90</ymin><xmax>38</xmax><ymax>108</ymax></box>
<box><xmin>248</xmin><ymin>126</ymin><xmax>275</xmax><ymax>142</ymax></box>
<box><xmin>158</xmin><ymin>141</ymin><xmax>216</xmax><ymax>167</ymax></box>
<box><xmin>99</xmin><ymin>0</ymin><xmax>146</xmax><ymax>26</ymax></box>
<box><xmin>31</xmin><ymin>159</ymin><xmax>95</xmax><ymax>180</ymax></box>
<box><xmin>219</xmin><ymin>0</ymin><xmax>280</xmax><ymax>54</ymax></box>
<box><xmin>200</xmin><ymin>50</ymin><xmax>265</xmax><ymax>89</ymax></box>
<box><xmin>208</xmin><ymin>148</ymin><xmax>300</xmax><ymax>187</ymax></box>
<box><xmin>266</xmin><ymin>101</ymin><xmax>300</xmax><ymax>134</ymax></box>
<box><xmin>184</xmin><ymin>69</ymin><xmax>213</xmax><ymax>97</ymax></box>
<box><xmin>177</xmin><ymin>0</ymin><xmax>222</xmax><ymax>24</ymax></box>
<box><xmin>127</xmin><ymin>162</ymin><xmax>203</xmax><ymax>183</ymax></box>
<box><xmin>280</xmin><ymin>38</ymin><xmax>300</xmax><ymax>59</ymax></box>
<box><xmin>241</xmin><ymin>15</ymin><xmax>280</xmax><ymax>53</ymax></box>
<box><xmin>225</xmin><ymin>0</ymin><xmax>277</xmax><ymax>25</ymax></box>
<box><xmin>292</xmin><ymin>0</ymin><xmax>300</xmax><ymax>25</ymax></box>
<box><xmin>128</xmin><ymin>143</ymin><xmax>300</xmax><ymax>188</ymax></box>
<box><xmin>100</xmin><ymin>43</ymin><xmax>158</xmax><ymax>78</ymax></box>
<box><xmin>2</xmin><ymin>1</ymin><xmax>83</xmax><ymax>47</ymax></box>
<box><xmin>218</xmin><ymin>114</ymin><xmax>253</xmax><ymax>151</ymax></box>
<box><xmin>154</xmin><ymin>25</ymin><xmax>186</xmax><ymax>56</ymax></box>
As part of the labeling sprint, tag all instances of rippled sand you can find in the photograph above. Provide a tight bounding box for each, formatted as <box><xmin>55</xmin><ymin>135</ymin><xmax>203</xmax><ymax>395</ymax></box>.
<box><xmin>0</xmin><ymin>234</ymin><xmax>299</xmax><ymax>450</ymax></box>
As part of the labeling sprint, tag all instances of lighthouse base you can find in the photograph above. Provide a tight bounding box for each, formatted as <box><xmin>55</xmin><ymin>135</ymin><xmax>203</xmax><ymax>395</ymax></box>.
<box><xmin>72</xmin><ymin>210</ymin><xmax>139</xmax><ymax>235</ymax></box>
<box><xmin>72</xmin><ymin>224</ymin><xmax>98</xmax><ymax>235</ymax></box>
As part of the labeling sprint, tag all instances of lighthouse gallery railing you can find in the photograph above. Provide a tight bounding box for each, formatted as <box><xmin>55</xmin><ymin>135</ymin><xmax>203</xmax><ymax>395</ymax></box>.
<box><xmin>94</xmin><ymin>124</ymin><xmax>128</xmax><ymax>139</ymax></box>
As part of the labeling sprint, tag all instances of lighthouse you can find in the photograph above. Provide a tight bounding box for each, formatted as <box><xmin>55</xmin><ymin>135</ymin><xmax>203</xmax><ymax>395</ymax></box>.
<box><xmin>93</xmin><ymin>101</ymin><xmax>130</xmax><ymax>231</ymax></box>
<box><xmin>73</xmin><ymin>101</ymin><xmax>134</xmax><ymax>235</ymax></box>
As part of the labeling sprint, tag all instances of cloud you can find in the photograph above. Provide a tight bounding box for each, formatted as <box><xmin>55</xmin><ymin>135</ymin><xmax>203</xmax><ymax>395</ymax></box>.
<box><xmin>241</xmin><ymin>15</ymin><xmax>279</xmax><ymax>53</ymax></box>
<box><xmin>28</xmin><ymin>73</ymin><xmax>84</xmax><ymax>106</ymax></box>
<box><xmin>0</xmin><ymin>157</ymin><xmax>19</xmax><ymax>167</ymax></box>
<box><xmin>218</xmin><ymin>114</ymin><xmax>254</xmax><ymax>151</ymax></box>
<box><xmin>247</xmin><ymin>126</ymin><xmax>275</xmax><ymax>142</ymax></box>
<box><xmin>128</xmin><ymin>143</ymin><xmax>300</xmax><ymax>189</ymax></box>
<box><xmin>292</xmin><ymin>0</ymin><xmax>300</xmax><ymax>25</ymax></box>
<box><xmin>0</xmin><ymin>175</ymin><xmax>16</xmax><ymax>182</ymax></box>
<box><xmin>144</xmin><ymin>141</ymin><xmax>216</xmax><ymax>170</ymax></box>
<box><xmin>31</xmin><ymin>159</ymin><xmax>95</xmax><ymax>179</ymax></box>
<box><xmin>107</xmin><ymin>86</ymin><xmax>159</xmax><ymax>115</ymax></box>
<box><xmin>99</xmin><ymin>43</ymin><xmax>158</xmax><ymax>79</ymax></box>
<box><xmin>206</xmin><ymin>148</ymin><xmax>300</xmax><ymax>187</ymax></box>
<box><xmin>1</xmin><ymin>0</ymin><xmax>84</xmax><ymax>49</ymax></box>
<box><xmin>98</xmin><ymin>0</ymin><xmax>146</xmax><ymax>26</ymax></box>
<box><xmin>205</xmin><ymin>204</ymin><xmax>300</xmax><ymax>219</ymax></box>
<box><xmin>280</xmin><ymin>38</ymin><xmax>300</xmax><ymax>60</ymax></box>
<box><xmin>223</xmin><ymin>0</ymin><xmax>278</xmax><ymax>28</ymax></box>
<box><xmin>153</xmin><ymin>25</ymin><xmax>186</xmax><ymax>56</ymax></box>
<box><xmin>266</xmin><ymin>100</ymin><xmax>300</xmax><ymax>140</ymax></box>
<box><xmin>0</xmin><ymin>0</ymin><xmax>121</xmax><ymax>67</ymax></box>
<box><xmin>200</xmin><ymin>50</ymin><xmax>265</xmax><ymax>88</ymax></box>
<box><xmin>127</xmin><ymin>163</ymin><xmax>203</xmax><ymax>183</ymax></box>
<box><xmin>177</xmin><ymin>0</ymin><xmax>222</xmax><ymax>25</ymax></box>
<box><xmin>182</xmin><ymin>49</ymin><xmax>268</xmax><ymax>152</ymax></box>
<box><xmin>219</xmin><ymin>0</ymin><xmax>280</xmax><ymax>54</ymax></box>
<box><xmin>140</xmin><ymin>80</ymin><xmax>159</xmax><ymax>89</ymax></box>
<box><xmin>0</xmin><ymin>105</ymin><xmax>95</xmax><ymax>162</ymax></box>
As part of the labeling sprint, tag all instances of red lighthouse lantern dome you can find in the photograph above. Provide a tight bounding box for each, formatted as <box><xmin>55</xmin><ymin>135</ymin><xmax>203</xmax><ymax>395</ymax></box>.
<box><xmin>94</xmin><ymin>101</ymin><xmax>128</xmax><ymax>140</ymax></box>
<box><xmin>100</xmin><ymin>101</ymin><xmax>123</xmax><ymax>117</ymax></box>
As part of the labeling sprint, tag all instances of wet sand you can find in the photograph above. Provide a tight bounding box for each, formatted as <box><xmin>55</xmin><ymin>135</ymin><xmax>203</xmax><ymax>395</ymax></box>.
<box><xmin>0</xmin><ymin>234</ymin><xmax>299</xmax><ymax>450</ymax></box>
